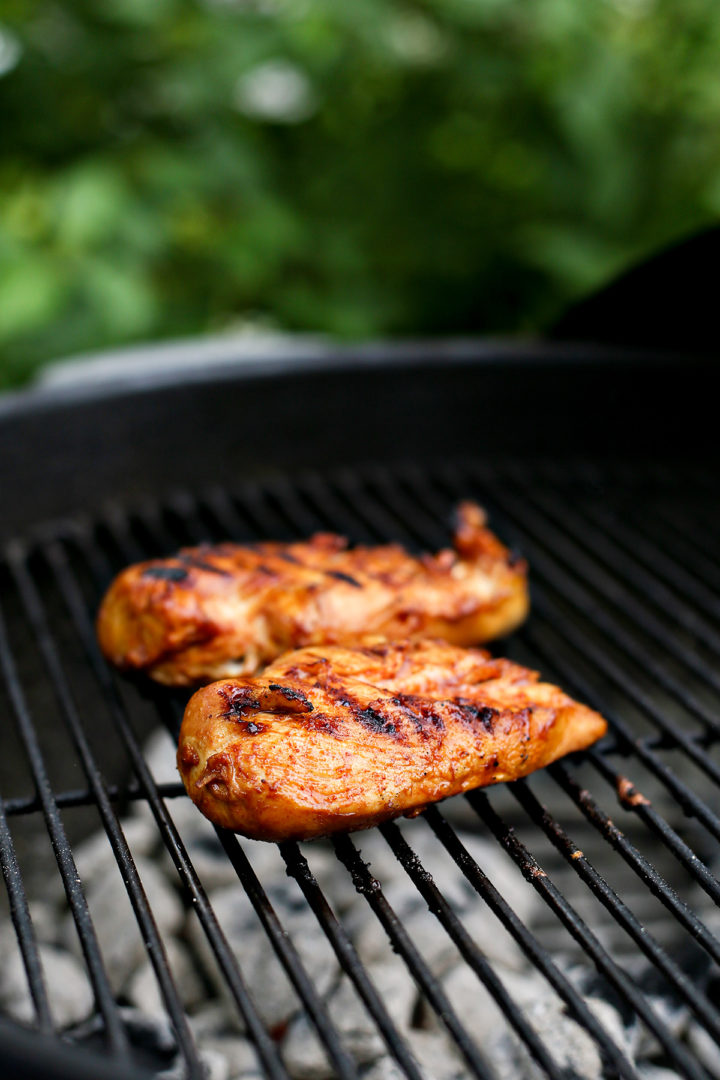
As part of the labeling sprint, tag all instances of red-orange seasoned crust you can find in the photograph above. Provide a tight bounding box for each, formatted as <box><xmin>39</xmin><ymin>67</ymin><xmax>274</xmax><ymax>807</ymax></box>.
<box><xmin>97</xmin><ymin>503</ymin><xmax>528</xmax><ymax>685</ymax></box>
<box><xmin>177</xmin><ymin>639</ymin><xmax>607</xmax><ymax>841</ymax></box>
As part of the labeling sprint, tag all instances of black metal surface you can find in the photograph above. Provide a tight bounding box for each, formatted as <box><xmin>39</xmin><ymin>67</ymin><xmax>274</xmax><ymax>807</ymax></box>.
<box><xmin>1</xmin><ymin>451</ymin><xmax>720</xmax><ymax>1080</ymax></box>
<box><xmin>0</xmin><ymin>343</ymin><xmax>718</xmax><ymax>540</ymax></box>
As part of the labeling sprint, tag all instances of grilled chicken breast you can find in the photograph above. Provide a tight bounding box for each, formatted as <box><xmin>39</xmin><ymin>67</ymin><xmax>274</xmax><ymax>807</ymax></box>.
<box><xmin>97</xmin><ymin>503</ymin><xmax>528</xmax><ymax>685</ymax></box>
<box><xmin>177</xmin><ymin>639</ymin><xmax>607</xmax><ymax>841</ymax></box>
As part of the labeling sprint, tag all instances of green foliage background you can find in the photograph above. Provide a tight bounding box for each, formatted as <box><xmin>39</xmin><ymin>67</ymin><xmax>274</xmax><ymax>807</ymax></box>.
<box><xmin>1</xmin><ymin>0</ymin><xmax>720</xmax><ymax>387</ymax></box>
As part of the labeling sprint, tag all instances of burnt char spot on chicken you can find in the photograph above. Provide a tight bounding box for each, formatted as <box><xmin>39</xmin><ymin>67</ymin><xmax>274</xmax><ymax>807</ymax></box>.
<box><xmin>142</xmin><ymin>565</ymin><xmax>189</xmax><ymax>582</ymax></box>
<box><xmin>302</xmin><ymin>712</ymin><xmax>344</xmax><ymax>737</ymax></box>
<box><xmin>267</xmin><ymin>684</ymin><xmax>314</xmax><ymax>711</ymax></box>
<box><xmin>219</xmin><ymin>685</ymin><xmax>256</xmax><ymax>718</ymax></box>
<box><xmin>455</xmin><ymin>698</ymin><xmax>498</xmax><ymax>731</ymax></box>
<box><xmin>343</xmin><ymin>698</ymin><xmax>398</xmax><ymax>736</ymax></box>
<box><xmin>320</xmin><ymin>683</ymin><xmax>399</xmax><ymax>736</ymax></box>
<box><xmin>389</xmin><ymin>695</ymin><xmax>445</xmax><ymax>736</ymax></box>
<box><xmin>218</xmin><ymin>682</ymin><xmax>314</xmax><ymax>722</ymax></box>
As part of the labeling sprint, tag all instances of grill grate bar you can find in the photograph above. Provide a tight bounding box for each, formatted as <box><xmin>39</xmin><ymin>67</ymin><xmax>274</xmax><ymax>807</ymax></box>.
<box><xmin>0</xmin><ymin>795</ymin><xmax>53</xmax><ymax>1032</ymax></box>
<box><xmin>205</xmin><ymin>825</ymin><xmax>362</xmax><ymax>1080</ymax></box>
<box><xmin>508</xmin><ymin>474</ymin><xmax>720</xmax><ymax>689</ymax></box>
<box><xmin>105</xmin><ymin>511</ymin><xmax>362</xmax><ymax>1080</ymax></box>
<box><xmin>545</xmin><ymin>483</ymin><xmax>720</xmax><ymax>629</ymax></box>
<box><xmin>509</xmin><ymin>777</ymin><xmax>720</xmax><ymax>1046</ymax></box>
<box><xmin>587</xmin><ymin>748</ymin><xmax>720</xmax><ymax>904</ymax></box>
<box><xmin>49</xmin><ymin>533</ymin><xmax>294</xmax><ymax>1080</ymax></box>
<box><xmin>478</xmin><ymin>475</ymin><xmax>720</xmax><ymax>740</ymax></box>
<box><xmin>278</xmin><ymin>842</ymin><xmax>426</xmax><ymax>1080</ymax></box>
<box><xmin>524</xmin><ymin>577</ymin><xmax>720</xmax><ymax>887</ymax></box>
<box><xmin>647</xmin><ymin>504</ymin><xmax>720</xmax><ymax>588</ymax></box>
<box><xmin>530</xmin><ymin>460</ymin><xmax>720</xmax><ymax>608</ymax></box>
<box><xmin>522</xmin><ymin>617</ymin><xmax>720</xmax><ymax>905</ymax></box>
<box><xmin>386</xmin><ymin>816</ymin><xmax>634</xmax><ymax>1080</ymax></box>
<box><xmin>5</xmin><ymin>547</ymin><xmax>206</xmax><ymax>1079</ymax></box>
<box><xmin>455</xmin><ymin>472</ymin><xmax>720</xmax><ymax>789</ymax></box>
<box><xmin>333</xmin><ymin>831</ymin><xmax>544</xmax><ymax>1080</ymax></box>
<box><xmin>0</xmin><ymin>580</ymin><xmax>129</xmax><ymax>1059</ymax></box>
<box><xmin>421</xmin><ymin>807</ymin><xmax>641</xmax><ymax>1080</ymax></box>
<box><xmin>467</xmin><ymin>790</ymin><xmax>707</xmax><ymax>1080</ymax></box>
<box><xmin>295</xmin><ymin>472</ymin><xmax>384</xmax><ymax>540</ymax></box>
<box><xmin>1</xmin><ymin>782</ymin><xmax>187</xmax><ymax>819</ymax></box>
<box><xmin>348</xmin><ymin>466</ymin><xmax>720</xmax><ymax>1073</ymax></box>
<box><xmin>410</xmin><ymin>465</ymin><xmax>720</xmax><ymax>904</ymax></box>
<box><xmin>550</xmin><ymin>757</ymin><xmax>720</xmax><ymax>967</ymax></box>
<box><xmin>430</xmin><ymin>468</ymin><xmax>720</xmax><ymax>925</ymax></box>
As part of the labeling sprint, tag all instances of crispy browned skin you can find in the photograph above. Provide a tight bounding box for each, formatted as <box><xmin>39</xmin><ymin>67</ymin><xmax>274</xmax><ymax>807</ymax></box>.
<box><xmin>97</xmin><ymin>503</ymin><xmax>529</xmax><ymax>685</ymax></box>
<box><xmin>177</xmin><ymin>639</ymin><xmax>607</xmax><ymax>841</ymax></box>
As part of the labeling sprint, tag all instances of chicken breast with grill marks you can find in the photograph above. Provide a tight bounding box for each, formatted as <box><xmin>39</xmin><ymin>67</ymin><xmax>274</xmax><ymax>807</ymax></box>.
<box><xmin>177</xmin><ymin>639</ymin><xmax>607</xmax><ymax>841</ymax></box>
<box><xmin>97</xmin><ymin>503</ymin><xmax>528</xmax><ymax>685</ymax></box>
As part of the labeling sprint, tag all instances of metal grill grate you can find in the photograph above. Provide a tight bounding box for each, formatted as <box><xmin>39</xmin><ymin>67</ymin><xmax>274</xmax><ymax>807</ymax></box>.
<box><xmin>2</xmin><ymin>460</ymin><xmax>720</xmax><ymax>1080</ymax></box>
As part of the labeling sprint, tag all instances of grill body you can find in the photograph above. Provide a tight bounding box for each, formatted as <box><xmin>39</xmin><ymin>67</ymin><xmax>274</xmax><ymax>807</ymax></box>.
<box><xmin>1</xmin><ymin>344</ymin><xmax>719</xmax><ymax>1080</ymax></box>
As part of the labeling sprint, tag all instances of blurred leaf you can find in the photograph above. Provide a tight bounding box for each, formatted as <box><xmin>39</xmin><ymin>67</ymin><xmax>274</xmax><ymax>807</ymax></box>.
<box><xmin>54</xmin><ymin>163</ymin><xmax>129</xmax><ymax>249</ymax></box>
<box><xmin>0</xmin><ymin>256</ymin><xmax>65</xmax><ymax>339</ymax></box>
<box><xmin>78</xmin><ymin>257</ymin><xmax>157</xmax><ymax>336</ymax></box>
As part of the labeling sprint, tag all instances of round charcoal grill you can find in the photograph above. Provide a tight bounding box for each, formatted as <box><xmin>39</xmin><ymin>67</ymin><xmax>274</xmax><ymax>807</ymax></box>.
<box><xmin>1</xmin><ymin>344</ymin><xmax>719</xmax><ymax>1080</ymax></box>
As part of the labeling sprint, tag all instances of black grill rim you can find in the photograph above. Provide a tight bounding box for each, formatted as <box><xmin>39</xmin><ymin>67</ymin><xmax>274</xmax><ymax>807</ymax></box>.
<box><xmin>2</xmin><ymin>341</ymin><xmax>718</xmax><ymax>545</ymax></box>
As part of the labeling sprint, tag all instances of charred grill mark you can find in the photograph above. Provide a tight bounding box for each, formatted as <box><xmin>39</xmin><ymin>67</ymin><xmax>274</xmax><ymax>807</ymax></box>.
<box><xmin>142</xmin><ymin>565</ymin><xmax>189</xmax><ymax>582</ymax></box>
<box><xmin>455</xmin><ymin>698</ymin><xmax>498</xmax><ymax>731</ymax></box>
<box><xmin>357</xmin><ymin>704</ymin><xmax>396</xmax><ymax>736</ymax></box>
<box><xmin>326</xmin><ymin>570</ymin><xmax>363</xmax><ymax>588</ymax></box>
<box><xmin>276</xmin><ymin>553</ymin><xmax>361</xmax><ymax>587</ymax></box>
<box><xmin>322</xmin><ymin>684</ymin><xmax>399</xmax><ymax>737</ymax></box>
<box><xmin>219</xmin><ymin>682</ymin><xmax>314</xmax><ymax>722</ymax></box>
<box><xmin>267</xmin><ymin>684</ymin><xmax>314</xmax><ymax>712</ymax></box>
<box><xmin>178</xmin><ymin>554</ymin><xmax>232</xmax><ymax>575</ymax></box>
<box><xmin>302</xmin><ymin>711</ymin><xmax>344</xmax><ymax>737</ymax></box>
<box><xmin>345</xmin><ymin>699</ymin><xmax>395</xmax><ymax>735</ymax></box>
<box><xmin>390</xmin><ymin>695</ymin><xmax>445</xmax><ymax>736</ymax></box>
<box><xmin>219</xmin><ymin>685</ymin><xmax>258</xmax><ymax>719</ymax></box>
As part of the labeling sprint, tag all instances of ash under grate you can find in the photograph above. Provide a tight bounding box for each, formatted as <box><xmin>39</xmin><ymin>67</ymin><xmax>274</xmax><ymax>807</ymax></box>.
<box><xmin>1</xmin><ymin>460</ymin><xmax>720</xmax><ymax>1080</ymax></box>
